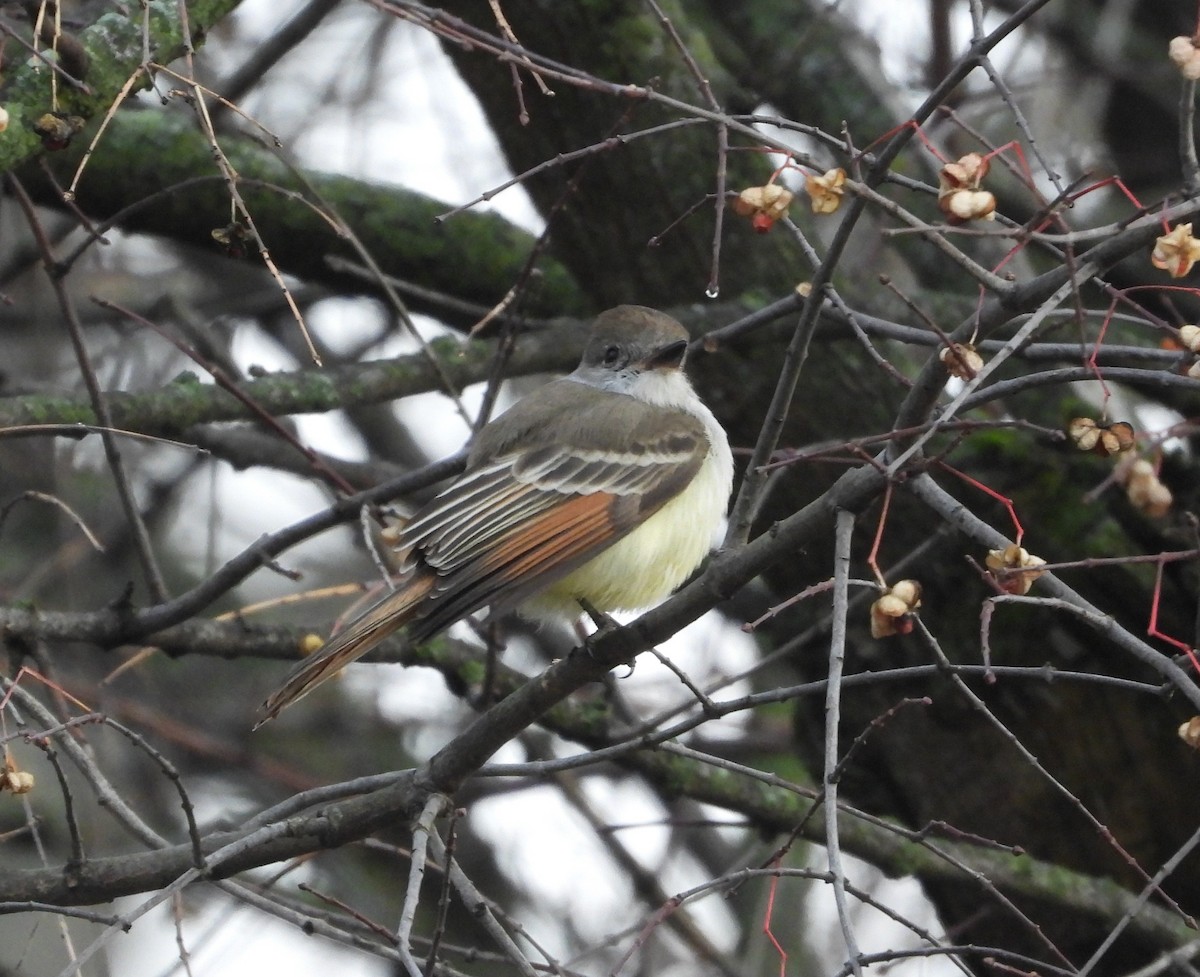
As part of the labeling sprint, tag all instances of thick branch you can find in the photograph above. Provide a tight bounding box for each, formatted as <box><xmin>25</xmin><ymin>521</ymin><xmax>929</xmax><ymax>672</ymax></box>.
<box><xmin>0</xmin><ymin>773</ymin><xmax>423</xmax><ymax>905</ymax></box>
<box><xmin>22</xmin><ymin>111</ymin><xmax>585</xmax><ymax>322</ymax></box>
<box><xmin>0</xmin><ymin>1</ymin><xmax>243</xmax><ymax>171</ymax></box>
<box><xmin>0</xmin><ymin>319</ymin><xmax>589</xmax><ymax>436</ymax></box>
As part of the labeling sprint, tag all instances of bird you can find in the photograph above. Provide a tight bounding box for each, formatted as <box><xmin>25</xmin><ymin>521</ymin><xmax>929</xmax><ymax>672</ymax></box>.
<box><xmin>258</xmin><ymin>305</ymin><xmax>734</xmax><ymax>723</ymax></box>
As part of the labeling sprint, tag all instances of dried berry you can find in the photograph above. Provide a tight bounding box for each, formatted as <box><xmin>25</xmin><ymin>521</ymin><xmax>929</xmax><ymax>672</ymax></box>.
<box><xmin>939</xmin><ymin>343</ymin><xmax>983</xmax><ymax>380</ymax></box>
<box><xmin>986</xmin><ymin>544</ymin><xmax>1046</xmax><ymax>595</ymax></box>
<box><xmin>1123</xmin><ymin>459</ymin><xmax>1172</xmax><ymax>517</ymax></box>
<box><xmin>211</xmin><ymin>221</ymin><xmax>253</xmax><ymax>259</ymax></box>
<box><xmin>32</xmin><ymin>112</ymin><xmax>85</xmax><ymax>151</ymax></box>
<box><xmin>1169</xmin><ymin>36</ymin><xmax>1200</xmax><ymax>80</ymax></box>
<box><xmin>732</xmin><ymin>184</ymin><xmax>794</xmax><ymax>233</ymax></box>
<box><xmin>870</xmin><ymin>579</ymin><xmax>922</xmax><ymax>638</ymax></box>
<box><xmin>937</xmin><ymin>153</ymin><xmax>996</xmax><ymax>224</ymax></box>
<box><xmin>1067</xmin><ymin>417</ymin><xmax>1134</xmax><ymax>456</ymax></box>
<box><xmin>804</xmin><ymin>168</ymin><xmax>846</xmax><ymax>214</ymax></box>
<box><xmin>1152</xmin><ymin>224</ymin><xmax>1200</xmax><ymax>278</ymax></box>
<box><xmin>1179</xmin><ymin>716</ymin><xmax>1200</xmax><ymax>750</ymax></box>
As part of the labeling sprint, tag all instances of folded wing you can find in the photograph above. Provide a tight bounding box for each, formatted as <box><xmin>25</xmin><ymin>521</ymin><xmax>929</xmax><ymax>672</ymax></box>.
<box><xmin>259</xmin><ymin>382</ymin><xmax>707</xmax><ymax>722</ymax></box>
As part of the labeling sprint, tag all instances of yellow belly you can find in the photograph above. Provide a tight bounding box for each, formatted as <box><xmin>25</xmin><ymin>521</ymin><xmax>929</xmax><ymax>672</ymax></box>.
<box><xmin>520</xmin><ymin>448</ymin><xmax>729</xmax><ymax>620</ymax></box>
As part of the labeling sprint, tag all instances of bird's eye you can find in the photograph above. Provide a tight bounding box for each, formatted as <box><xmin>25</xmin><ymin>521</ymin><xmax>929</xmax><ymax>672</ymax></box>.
<box><xmin>603</xmin><ymin>345</ymin><xmax>622</xmax><ymax>366</ymax></box>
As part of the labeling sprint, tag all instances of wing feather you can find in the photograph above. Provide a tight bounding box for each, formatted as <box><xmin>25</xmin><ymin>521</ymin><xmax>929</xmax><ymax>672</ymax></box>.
<box><xmin>398</xmin><ymin>464</ymin><xmax>511</xmax><ymax>552</ymax></box>
<box><xmin>405</xmin><ymin>416</ymin><xmax>705</xmax><ymax>579</ymax></box>
<box><xmin>411</xmin><ymin>492</ymin><xmax>622</xmax><ymax>637</ymax></box>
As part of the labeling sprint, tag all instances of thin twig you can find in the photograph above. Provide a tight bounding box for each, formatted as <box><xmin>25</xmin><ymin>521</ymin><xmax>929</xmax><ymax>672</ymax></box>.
<box><xmin>427</xmin><ymin>830</ymin><xmax>543</xmax><ymax>977</ymax></box>
<box><xmin>6</xmin><ymin>175</ymin><xmax>170</xmax><ymax>603</ymax></box>
<box><xmin>396</xmin><ymin>793</ymin><xmax>449</xmax><ymax>977</ymax></box>
<box><xmin>825</xmin><ymin>510</ymin><xmax>864</xmax><ymax>976</ymax></box>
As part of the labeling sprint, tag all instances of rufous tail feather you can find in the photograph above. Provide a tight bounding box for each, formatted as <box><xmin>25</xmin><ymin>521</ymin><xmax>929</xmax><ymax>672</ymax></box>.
<box><xmin>256</xmin><ymin>573</ymin><xmax>436</xmax><ymax>726</ymax></box>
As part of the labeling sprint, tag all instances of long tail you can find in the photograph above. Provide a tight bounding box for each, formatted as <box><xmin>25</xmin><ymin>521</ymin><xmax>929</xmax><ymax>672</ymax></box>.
<box><xmin>256</xmin><ymin>572</ymin><xmax>436</xmax><ymax>726</ymax></box>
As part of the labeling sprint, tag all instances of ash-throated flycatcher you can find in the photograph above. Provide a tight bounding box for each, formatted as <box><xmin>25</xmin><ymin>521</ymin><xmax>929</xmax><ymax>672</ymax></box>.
<box><xmin>259</xmin><ymin>305</ymin><xmax>733</xmax><ymax>722</ymax></box>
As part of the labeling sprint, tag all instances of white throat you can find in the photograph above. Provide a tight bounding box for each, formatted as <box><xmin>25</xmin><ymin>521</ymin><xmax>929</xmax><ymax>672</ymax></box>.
<box><xmin>571</xmin><ymin>364</ymin><xmax>700</xmax><ymax>410</ymax></box>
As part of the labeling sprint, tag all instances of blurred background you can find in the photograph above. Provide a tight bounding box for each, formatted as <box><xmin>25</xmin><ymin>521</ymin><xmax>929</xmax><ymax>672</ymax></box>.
<box><xmin>0</xmin><ymin>1</ymin><xmax>1198</xmax><ymax>975</ymax></box>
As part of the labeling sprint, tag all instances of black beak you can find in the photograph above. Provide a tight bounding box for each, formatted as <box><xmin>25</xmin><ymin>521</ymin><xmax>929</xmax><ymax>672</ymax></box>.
<box><xmin>647</xmin><ymin>339</ymin><xmax>688</xmax><ymax>369</ymax></box>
